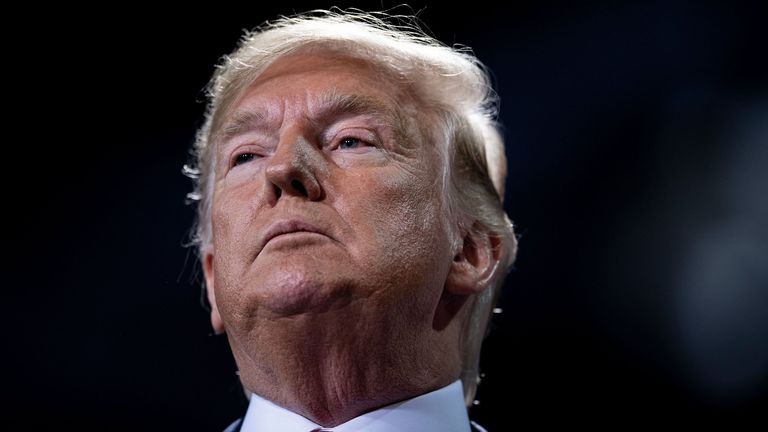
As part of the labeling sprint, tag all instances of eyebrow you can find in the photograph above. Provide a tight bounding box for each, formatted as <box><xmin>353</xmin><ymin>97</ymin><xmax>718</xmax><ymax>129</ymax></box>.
<box><xmin>311</xmin><ymin>90</ymin><xmax>398</xmax><ymax>129</ymax></box>
<box><xmin>218</xmin><ymin>110</ymin><xmax>269</xmax><ymax>145</ymax></box>
<box><xmin>217</xmin><ymin>90</ymin><xmax>404</xmax><ymax>145</ymax></box>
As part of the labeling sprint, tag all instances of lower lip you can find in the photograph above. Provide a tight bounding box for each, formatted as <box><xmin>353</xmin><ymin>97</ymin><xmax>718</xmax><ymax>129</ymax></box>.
<box><xmin>264</xmin><ymin>231</ymin><xmax>328</xmax><ymax>248</ymax></box>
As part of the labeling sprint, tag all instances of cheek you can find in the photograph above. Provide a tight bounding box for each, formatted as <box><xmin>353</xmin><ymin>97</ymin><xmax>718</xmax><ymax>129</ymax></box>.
<box><xmin>345</xmin><ymin>168</ymin><xmax>451</xmax><ymax>277</ymax></box>
<box><xmin>210</xmin><ymin>193</ymin><xmax>256</xmax><ymax>321</ymax></box>
<box><xmin>211</xmin><ymin>190</ymin><xmax>238</xmax><ymax>249</ymax></box>
<box><xmin>212</xmin><ymin>175</ymin><xmax>263</xmax><ymax>231</ymax></box>
<box><xmin>210</xmin><ymin>184</ymin><xmax>259</xmax><ymax>271</ymax></box>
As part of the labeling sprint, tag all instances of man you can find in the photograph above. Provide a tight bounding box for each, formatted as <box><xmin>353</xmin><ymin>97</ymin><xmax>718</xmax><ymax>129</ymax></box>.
<box><xmin>185</xmin><ymin>10</ymin><xmax>517</xmax><ymax>432</ymax></box>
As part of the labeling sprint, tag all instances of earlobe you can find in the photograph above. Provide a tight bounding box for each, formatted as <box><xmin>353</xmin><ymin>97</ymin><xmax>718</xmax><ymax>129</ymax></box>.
<box><xmin>203</xmin><ymin>251</ymin><xmax>225</xmax><ymax>334</ymax></box>
<box><xmin>445</xmin><ymin>225</ymin><xmax>502</xmax><ymax>295</ymax></box>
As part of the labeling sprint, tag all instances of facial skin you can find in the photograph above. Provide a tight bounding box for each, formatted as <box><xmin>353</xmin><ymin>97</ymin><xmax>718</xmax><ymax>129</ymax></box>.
<box><xmin>202</xmin><ymin>50</ymin><xmax>495</xmax><ymax>426</ymax></box>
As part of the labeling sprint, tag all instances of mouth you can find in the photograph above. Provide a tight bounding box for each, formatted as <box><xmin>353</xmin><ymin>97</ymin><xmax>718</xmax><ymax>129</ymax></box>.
<box><xmin>259</xmin><ymin>220</ymin><xmax>329</xmax><ymax>254</ymax></box>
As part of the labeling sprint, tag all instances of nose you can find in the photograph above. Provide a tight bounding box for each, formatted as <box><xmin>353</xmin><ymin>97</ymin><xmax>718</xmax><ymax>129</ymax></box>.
<box><xmin>264</xmin><ymin>130</ymin><xmax>324</xmax><ymax>203</ymax></box>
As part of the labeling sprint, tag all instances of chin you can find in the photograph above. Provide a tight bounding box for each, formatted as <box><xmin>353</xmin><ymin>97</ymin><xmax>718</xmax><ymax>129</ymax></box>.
<box><xmin>245</xmin><ymin>260</ymin><xmax>357</xmax><ymax>317</ymax></box>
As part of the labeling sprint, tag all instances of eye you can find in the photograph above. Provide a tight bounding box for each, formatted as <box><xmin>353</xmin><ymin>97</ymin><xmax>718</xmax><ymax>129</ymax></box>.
<box><xmin>329</xmin><ymin>130</ymin><xmax>378</xmax><ymax>152</ymax></box>
<box><xmin>233</xmin><ymin>152</ymin><xmax>257</xmax><ymax>166</ymax></box>
<box><xmin>338</xmin><ymin>137</ymin><xmax>363</xmax><ymax>150</ymax></box>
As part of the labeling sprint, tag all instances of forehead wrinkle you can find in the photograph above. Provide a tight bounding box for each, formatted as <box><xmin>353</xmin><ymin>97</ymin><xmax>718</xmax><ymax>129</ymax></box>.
<box><xmin>215</xmin><ymin>82</ymin><xmax>422</xmax><ymax>157</ymax></box>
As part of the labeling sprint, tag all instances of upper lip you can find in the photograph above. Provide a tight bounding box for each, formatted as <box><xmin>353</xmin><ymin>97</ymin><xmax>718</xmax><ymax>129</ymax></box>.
<box><xmin>257</xmin><ymin>219</ymin><xmax>329</xmax><ymax>255</ymax></box>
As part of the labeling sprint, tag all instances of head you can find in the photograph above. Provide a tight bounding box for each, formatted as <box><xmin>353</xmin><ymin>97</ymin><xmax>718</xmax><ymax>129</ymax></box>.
<box><xmin>186</xmin><ymin>10</ymin><xmax>517</xmax><ymax>407</ymax></box>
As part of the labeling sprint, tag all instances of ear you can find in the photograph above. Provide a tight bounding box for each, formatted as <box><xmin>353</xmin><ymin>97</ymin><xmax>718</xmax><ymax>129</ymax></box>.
<box><xmin>445</xmin><ymin>225</ymin><xmax>502</xmax><ymax>295</ymax></box>
<box><xmin>203</xmin><ymin>251</ymin><xmax>225</xmax><ymax>334</ymax></box>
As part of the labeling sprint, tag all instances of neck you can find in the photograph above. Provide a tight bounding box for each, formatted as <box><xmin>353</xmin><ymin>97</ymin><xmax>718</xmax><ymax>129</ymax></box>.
<box><xmin>227</xmin><ymin>294</ymin><xmax>468</xmax><ymax>426</ymax></box>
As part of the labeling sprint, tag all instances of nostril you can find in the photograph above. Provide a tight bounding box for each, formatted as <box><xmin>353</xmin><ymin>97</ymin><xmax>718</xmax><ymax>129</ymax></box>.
<box><xmin>291</xmin><ymin>179</ymin><xmax>307</xmax><ymax>197</ymax></box>
<box><xmin>274</xmin><ymin>185</ymin><xmax>282</xmax><ymax>199</ymax></box>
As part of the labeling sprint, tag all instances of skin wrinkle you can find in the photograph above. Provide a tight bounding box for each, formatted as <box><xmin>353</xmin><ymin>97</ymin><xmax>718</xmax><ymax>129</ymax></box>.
<box><xmin>236</xmin><ymin>277</ymin><xmax>446</xmax><ymax>420</ymax></box>
<box><xmin>204</xmin><ymin>52</ymin><xmax>438</xmax><ymax>249</ymax></box>
<box><xmin>204</xmin><ymin>50</ymin><xmax>475</xmax><ymax>426</ymax></box>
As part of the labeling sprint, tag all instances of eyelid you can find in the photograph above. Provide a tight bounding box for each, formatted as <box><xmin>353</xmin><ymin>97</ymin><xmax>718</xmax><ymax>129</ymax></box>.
<box><xmin>328</xmin><ymin>127</ymin><xmax>380</xmax><ymax>149</ymax></box>
<box><xmin>229</xmin><ymin>143</ymin><xmax>268</xmax><ymax>168</ymax></box>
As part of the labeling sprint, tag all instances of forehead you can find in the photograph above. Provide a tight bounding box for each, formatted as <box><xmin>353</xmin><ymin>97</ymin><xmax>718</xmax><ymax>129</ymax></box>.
<box><xmin>215</xmin><ymin>49</ymin><xmax>429</xmax><ymax>152</ymax></box>
<box><xmin>233</xmin><ymin>51</ymin><xmax>403</xmax><ymax>113</ymax></box>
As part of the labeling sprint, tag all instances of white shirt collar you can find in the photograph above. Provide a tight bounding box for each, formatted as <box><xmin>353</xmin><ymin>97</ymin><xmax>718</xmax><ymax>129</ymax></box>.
<box><xmin>240</xmin><ymin>379</ymin><xmax>471</xmax><ymax>432</ymax></box>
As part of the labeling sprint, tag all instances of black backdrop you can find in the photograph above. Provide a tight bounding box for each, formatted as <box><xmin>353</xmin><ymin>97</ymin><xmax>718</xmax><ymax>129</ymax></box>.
<box><xmin>10</xmin><ymin>0</ymin><xmax>767</xmax><ymax>429</ymax></box>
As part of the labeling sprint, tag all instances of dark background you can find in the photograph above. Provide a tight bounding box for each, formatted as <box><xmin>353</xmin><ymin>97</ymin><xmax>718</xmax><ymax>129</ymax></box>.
<box><xmin>10</xmin><ymin>0</ymin><xmax>767</xmax><ymax>429</ymax></box>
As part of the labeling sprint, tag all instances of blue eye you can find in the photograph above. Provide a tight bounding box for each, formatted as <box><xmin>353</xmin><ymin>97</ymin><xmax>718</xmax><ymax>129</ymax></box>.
<box><xmin>339</xmin><ymin>137</ymin><xmax>362</xmax><ymax>149</ymax></box>
<box><xmin>234</xmin><ymin>153</ymin><xmax>256</xmax><ymax>166</ymax></box>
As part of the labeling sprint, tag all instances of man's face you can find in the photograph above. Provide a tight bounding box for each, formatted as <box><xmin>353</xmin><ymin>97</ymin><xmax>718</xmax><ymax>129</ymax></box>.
<box><xmin>205</xmin><ymin>51</ymin><xmax>457</xmax><ymax>357</ymax></box>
